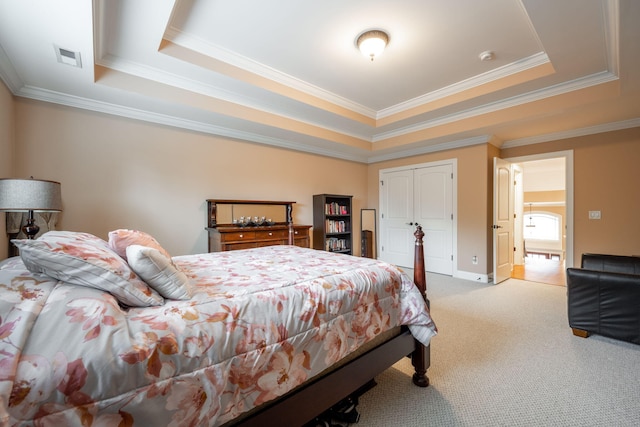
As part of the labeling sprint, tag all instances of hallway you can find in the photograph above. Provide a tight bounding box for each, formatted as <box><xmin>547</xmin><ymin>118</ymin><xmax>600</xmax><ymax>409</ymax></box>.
<box><xmin>512</xmin><ymin>257</ymin><xmax>565</xmax><ymax>286</ymax></box>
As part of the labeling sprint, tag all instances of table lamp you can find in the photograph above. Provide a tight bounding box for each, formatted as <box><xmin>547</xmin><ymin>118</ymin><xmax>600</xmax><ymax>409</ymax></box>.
<box><xmin>0</xmin><ymin>177</ymin><xmax>62</xmax><ymax>239</ymax></box>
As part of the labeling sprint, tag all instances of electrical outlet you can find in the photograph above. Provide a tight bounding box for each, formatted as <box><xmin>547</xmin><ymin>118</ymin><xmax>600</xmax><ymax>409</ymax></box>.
<box><xmin>588</xmin><ymin>210</ymin><xmax>601</xmax><ymax>220</ymax></box>
<box><xmin>472</xmin><ymin>255</ymin><xmax>478</xmax><ymax>265</ymax></box>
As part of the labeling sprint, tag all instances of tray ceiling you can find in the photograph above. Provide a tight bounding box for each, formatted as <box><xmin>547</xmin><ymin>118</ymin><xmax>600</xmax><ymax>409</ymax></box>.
<box><xmin>1</xmin><ymin>0</ymin><xmax>639</xmax><ymax>162</ymax></box>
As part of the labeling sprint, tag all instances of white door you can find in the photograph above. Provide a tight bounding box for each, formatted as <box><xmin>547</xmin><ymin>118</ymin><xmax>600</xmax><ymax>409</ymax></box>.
<box><xmin>513</xmin><ymin>165</ymin><xmax>525</xmax><ymax>265</ymax></box>
<box><xmin>493</xmin><ymin>157</ymin><xmax>514</xmax><ymax>284</ymax></box>
<box><xmin>379</xmin><ymin>169</ymin><xmax>415</xmax><ymax>267</ymax></box>
<box><xmin>380</xmin><ymin>163</ymin><xmax>454</xmax><ymax>275</ymax></box>
<box><xmin>415</xmin><ymin>165</ymin><xmax>453</xmax><ymax>275</ymax></box>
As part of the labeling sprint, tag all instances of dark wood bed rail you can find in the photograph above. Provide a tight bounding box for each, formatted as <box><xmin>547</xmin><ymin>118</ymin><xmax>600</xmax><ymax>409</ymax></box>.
<box><xmin>233</xmin><ymin>225</ymin><xmax>430</xmax><ymax>426</ymax></box>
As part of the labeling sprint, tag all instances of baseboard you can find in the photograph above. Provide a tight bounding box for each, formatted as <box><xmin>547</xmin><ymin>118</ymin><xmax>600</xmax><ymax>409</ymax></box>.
<box><xmin>453</xmin><ymin>270</ymin><xmax>491</xmax><ymax>283</ymax></box>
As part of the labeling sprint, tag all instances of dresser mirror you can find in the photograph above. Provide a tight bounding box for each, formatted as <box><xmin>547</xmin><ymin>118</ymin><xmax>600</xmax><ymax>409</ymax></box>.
<box><xmin>216</xmin><ymin>204</ymin><xmax>287</xmax><ymax>225</ymax></box>
<box><xmin>206</xmin><ymin>199</ymin><xmax>295</xmax><ymax>228</ymax></box>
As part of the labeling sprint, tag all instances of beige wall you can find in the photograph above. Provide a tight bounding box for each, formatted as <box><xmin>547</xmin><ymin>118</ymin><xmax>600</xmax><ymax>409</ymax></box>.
<box><xmin>4</xmin><ymin>87</ymin><xmax>640</xmax><ymax>273</ymax></box>
<box><xmin>0</xmin><ymin>81</ymin><xmax>15</xmax><ymax>260</ymax></box>
<box><xmin>367</xmin><ymin>143</ymin><xmax>493</xmax><ymax>275</ymax></box>
<box><xmin>502</xmin><ymin>127</ymin><xmax>640</xmax><ymax>265</ymax></box>
<box><xmin>12</xmin><ymin>98</ymin><xmax>368</xmax><ymax>256</ymax></box>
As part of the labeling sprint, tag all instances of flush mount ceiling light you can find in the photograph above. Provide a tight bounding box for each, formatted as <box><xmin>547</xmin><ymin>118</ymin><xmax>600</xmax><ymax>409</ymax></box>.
<box><xmin>356</xmin><ymin>30</ymin><xmax>389</xmax><ymax>61</ymax></box>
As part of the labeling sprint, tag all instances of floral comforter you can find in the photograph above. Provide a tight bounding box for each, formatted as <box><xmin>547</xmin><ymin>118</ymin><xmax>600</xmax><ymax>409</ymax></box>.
<box><xmin>0</xmin><ymin>245</ymin><xmax>436</xmax><ymax>426</ymax></box>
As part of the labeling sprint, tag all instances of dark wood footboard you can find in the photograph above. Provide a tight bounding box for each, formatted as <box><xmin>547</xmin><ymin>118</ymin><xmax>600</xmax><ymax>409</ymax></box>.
<box><xmin>232</xmin><ymin>225</ymin><xmax>431</xmax><ymax>425</ymax></box>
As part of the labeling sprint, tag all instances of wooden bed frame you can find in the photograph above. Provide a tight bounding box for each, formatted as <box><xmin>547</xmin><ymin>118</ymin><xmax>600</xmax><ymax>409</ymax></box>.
<box><xmin>233</xmin><ymin>226</ymin><xmax>431</xmax><ymax>426</ymax></box>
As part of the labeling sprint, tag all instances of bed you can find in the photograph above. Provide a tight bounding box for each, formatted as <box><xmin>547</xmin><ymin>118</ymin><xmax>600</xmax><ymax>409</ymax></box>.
<box><xmin>0</xmin><ymin>227</ymin><xmax>436</xmax><ymax>426</ymax></box>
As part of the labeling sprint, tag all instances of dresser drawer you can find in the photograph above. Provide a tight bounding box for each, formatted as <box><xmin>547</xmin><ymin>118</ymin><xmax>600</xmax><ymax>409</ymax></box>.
<box><xmin>220</xmin><ymin>231</ymin><xmax>256</xmax><ymax>242</ymax></box>
<box><xmin>224</xmin><ymin>242</ymin><xmax>258</xmax><ymax>251</ymax></box>
<box><xmin>255</xmin><ymin>229</ymin><xmax>288</xmax><ymax>240</ymax></box>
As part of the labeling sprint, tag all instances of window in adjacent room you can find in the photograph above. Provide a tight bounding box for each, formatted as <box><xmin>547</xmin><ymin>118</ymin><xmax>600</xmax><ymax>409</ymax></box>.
<box><xmin>523</xmin><ymin>212</ymin><xmax>561</xmax><ymax>241</ymax></box>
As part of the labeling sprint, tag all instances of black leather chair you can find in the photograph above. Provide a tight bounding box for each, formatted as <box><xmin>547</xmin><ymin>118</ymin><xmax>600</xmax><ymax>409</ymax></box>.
<box><xmin>566</xmin><ymin>254</ymin><xmax>640</xmax><ymax>345</ymax></box>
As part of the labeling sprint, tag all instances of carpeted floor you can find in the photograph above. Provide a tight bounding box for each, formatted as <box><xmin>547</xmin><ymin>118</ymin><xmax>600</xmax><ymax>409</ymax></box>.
<box><xmin>356</xmin><ymin>274</ymin><xmax>640</xmax><ymax>426</ymax></box>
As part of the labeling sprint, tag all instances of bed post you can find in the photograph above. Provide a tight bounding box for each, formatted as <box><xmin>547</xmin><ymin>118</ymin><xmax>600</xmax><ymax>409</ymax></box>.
<box><xmin>411</xmin><ymin>225</ymin><xmax>430</xmax><ymax>387</ymax></box>
<box><xmin>288</xmin><ymin>221</ymin><xmax>295</xmax><ymax>245</ymax></box>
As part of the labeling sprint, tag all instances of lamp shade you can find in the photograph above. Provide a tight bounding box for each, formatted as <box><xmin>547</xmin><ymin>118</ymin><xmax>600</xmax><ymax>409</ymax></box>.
<box><xmin>0</xmin><ymin>178</ymin><xmax>62</xmax><ymax>212</ymax></box>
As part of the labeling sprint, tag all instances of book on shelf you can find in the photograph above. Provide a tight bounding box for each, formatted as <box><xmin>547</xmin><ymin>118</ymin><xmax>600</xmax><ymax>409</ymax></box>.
<box><xmin>324</xmin><ymin>219</ymin><xmax>347</xmax><ymax>233</ymax></box>
<box><xmin>325</xmin><ymin>237</ymin><xmax>349</xmax><ymax>252</ymax></box>
<box><xmin>324</xmin><ymin>203</ymin><xmax>348</xmax><ymax>215</ymax></box>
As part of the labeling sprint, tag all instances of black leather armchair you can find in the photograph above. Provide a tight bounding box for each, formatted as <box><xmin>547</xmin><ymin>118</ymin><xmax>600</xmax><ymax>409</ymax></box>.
<box><xmin>566</xmin><ymin>254</ymin><xmax>640</xmax><ymax>345</ymax></box>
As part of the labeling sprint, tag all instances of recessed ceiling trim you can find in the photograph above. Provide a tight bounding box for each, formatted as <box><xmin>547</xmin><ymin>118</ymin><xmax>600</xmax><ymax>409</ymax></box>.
<box><xmin>377</xmin><ymin>52</ymin><xmax>551</xmax><ymax>119</ymax></box>
<box><xmin>367</xmin><ymin>135</ymin><xmax>492</xmax><ymax>163</ymax></box>
<box><xmin>14</xmin><ymin>84</ymin><xmax>373</xmax><ymax>163</ymax></box>
<box><xmin>13</xmin><ymin>82</ymin><xmax>639</xmax><ymax>165</ymax></box>
<box><xmin>502</xmin><ymin>117</ymin><xmax>640</xmax><ymax>148</ymax></box>
<box><xmin>95</xmin><ymin>50</ymin><xmax>618</xmax><ymax>147</ymax></box>
<box><xmin>94</xmin><ymin>61</ymin><xmax>375</xmax><ymax>145</ymax></box>
<box><xmin>163</xmin><ymin>26</ymin><xmax>377</xmax><ymax>119</ymax></box>
<box><xmin>373</xmin><ymin>70</ymin><xmax>619</xmax><ymax>143</ymax></box>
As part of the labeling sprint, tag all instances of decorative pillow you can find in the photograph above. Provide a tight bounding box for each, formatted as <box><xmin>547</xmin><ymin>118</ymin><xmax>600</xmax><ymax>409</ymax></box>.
<box><xmin>126</xmin><ymin>245</ymin><xmax>193</xmax><ymax>300</ymax></box>
<box><xmin>108</xmin><ymin>229</ymin><xmax>171</xmax><ymax>261</ymax></box>
<box><xmin>12</xmin><ymin>231</ymin><xmax>164</xmax><ymax>307</ymax></box>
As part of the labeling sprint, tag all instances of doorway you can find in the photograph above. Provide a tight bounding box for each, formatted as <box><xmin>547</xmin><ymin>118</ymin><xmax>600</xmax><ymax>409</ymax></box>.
<box><xmin>504</xmin><ymin>152</ymin><xmax>572</xmax><ymax>286</ymax></box>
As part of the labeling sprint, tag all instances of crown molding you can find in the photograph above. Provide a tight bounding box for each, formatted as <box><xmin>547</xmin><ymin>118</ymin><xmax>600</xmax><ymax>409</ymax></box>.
<box><xmin>373</xmin><ymin>70</ymin><xmax>619</xmax><ymax>143</ymax></box>
<box><xmin>163</xmin><ymin>26</ymin><xmax>378</xmax><ymax>120</ymax></box>
<box><xmin>502</xmin><ymin>117</ymin><xmax>640</xmax><ymax>148</ymax></box>
<box><xmin>96</xmin><ymin>54</ymin><xmax>261</xmax><ymax>110</ymax></box>
<box><xmin>367</xmin><ymin>135</ymin><xmax>491</xmax><ymax>164</ymax></box>
<box><xmin>14</xmin><ymin>84</ymin><xmax>372</xmax><ymax>163</ymax></box>
<box><xmin>377</xmin><ymin>52</ymin><xmax>550</xmax><ymax>119</ymax></box>
<box><xmin>11</xmin><ymin>81</ymin><xmax>638</xmax><ymax>165</ymax></box>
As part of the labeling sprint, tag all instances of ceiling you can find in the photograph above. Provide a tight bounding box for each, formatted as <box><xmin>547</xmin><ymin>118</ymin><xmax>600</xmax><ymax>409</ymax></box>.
<box><xmin>0</xmin><ymin>0</ymin><xmax>639</xmax><ymax>163</ymax></box>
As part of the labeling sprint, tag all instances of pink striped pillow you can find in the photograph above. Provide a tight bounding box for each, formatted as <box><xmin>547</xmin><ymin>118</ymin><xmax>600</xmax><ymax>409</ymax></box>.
<box><xmin>108</xmin><ymin>229</ymin><xmax>171</xmax><ymax>261</ymax></box>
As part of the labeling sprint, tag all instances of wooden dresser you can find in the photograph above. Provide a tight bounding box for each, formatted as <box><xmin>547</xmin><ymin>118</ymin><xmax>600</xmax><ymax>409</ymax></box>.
<box><xmin>207</xmin><ymin>225</ymin><xmax>311</xmax><ymax>252</ymax></box>
<box><xmin>205</xmin><ymin>199</ymin><xmax>311</xmax><ymax>252</ymax></box>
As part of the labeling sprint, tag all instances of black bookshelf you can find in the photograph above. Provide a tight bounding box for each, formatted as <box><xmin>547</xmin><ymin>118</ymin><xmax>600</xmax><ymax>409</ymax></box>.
<box><xmin>313</xmin><ymin>194</ymin><xmax>353</xmax><ymax>255</ymax></box>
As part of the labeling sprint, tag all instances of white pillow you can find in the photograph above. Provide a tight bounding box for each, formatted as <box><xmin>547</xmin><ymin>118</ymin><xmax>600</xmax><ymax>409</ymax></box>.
<box><xmin>126</xmin><ymin>245</ymin><xmax>193</xmax><ymax>300</ymax></box>
<box><xmin>13</xmin><ymin>231</ymin><xmax>164</xmax><ymax>307</ymax></box>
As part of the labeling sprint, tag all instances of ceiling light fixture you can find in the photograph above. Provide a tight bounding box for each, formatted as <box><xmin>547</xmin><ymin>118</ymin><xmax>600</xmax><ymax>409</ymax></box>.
<box><xmin>356</xmin><ymin>30</ymin><xmax>389</xmax><ymax>61</ymax></box>
<box><xmin>526</xmin><ymin>203</ymin><xmax>536</xmax><ymax>228</ymax></box>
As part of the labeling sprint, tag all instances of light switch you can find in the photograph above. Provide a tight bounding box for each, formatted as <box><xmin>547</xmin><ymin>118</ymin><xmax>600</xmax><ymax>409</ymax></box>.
<box><xmin>588</xmin><ymin>210</ymin><xmax>601</xmax><ymax>220</ymax></box>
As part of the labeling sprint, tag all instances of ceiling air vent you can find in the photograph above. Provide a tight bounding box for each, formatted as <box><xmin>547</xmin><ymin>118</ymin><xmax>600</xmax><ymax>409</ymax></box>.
<box><xmin>54</xmin><ymin>44</ymin><xmax>82</xmax><ymax>68</ymax></box>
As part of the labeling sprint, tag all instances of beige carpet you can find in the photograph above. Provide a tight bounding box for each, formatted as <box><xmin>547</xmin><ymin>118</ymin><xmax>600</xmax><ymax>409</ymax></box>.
<box><xmin>356</xmin><ymin>274</ymin><xmax>640</xmax><ymax>426</ymax></box>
